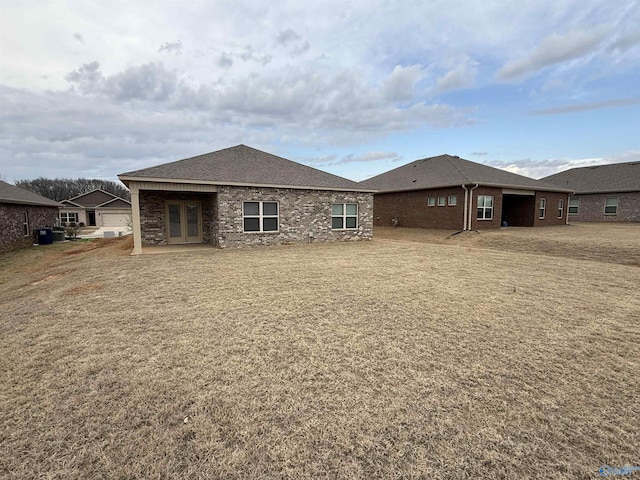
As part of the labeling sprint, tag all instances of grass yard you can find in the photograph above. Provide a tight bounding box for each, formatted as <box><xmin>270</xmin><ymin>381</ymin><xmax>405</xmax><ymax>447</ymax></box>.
<box><xmin>1</xmin><ymin>224</ymin><xmax>639</xmax><ymax>479</ymax></box>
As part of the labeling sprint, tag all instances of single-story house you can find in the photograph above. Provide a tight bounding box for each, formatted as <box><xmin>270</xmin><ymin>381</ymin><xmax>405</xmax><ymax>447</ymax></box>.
<box><xmin>542</xmin><ymin>161</ymin><xmax>640</xmax><ymax>222</ymax></box>
<box><xmin>118</xmin><ymin>145</ymin><xmax>374</xmax><ymax>254</ymax></box>
<box><xmin>60</xmin><ymin>189</ymin><xmax>132</xmax><ymax>227</ymax></box>
<box><xmin>365</xmin><ymin>154</ymin><xmax>573</xmax><ymax>230</ymax></box>
<box><xmin>0</xmin><ymin>180</ymin><xmax>61</xmax><ymax>253</ymax></box>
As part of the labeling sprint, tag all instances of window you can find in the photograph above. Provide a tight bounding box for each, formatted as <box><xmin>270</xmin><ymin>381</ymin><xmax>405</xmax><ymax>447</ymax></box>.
<box><xmin>448</xmin><ymin>195</ymin><xmax>457</xmax><ymax>206</ymax></box>
<box><xmin>568</xmin><ymin>198</ymin><xmax>579</xmax><ymax>214</ymax></box>
<box><xmin>427</xmin><ymin>197</ymin><xmax>435</xmax><ymax>207</ymax></box>
<box><xmin>243</xmin><ymin>201</ymin><xmax>279</xmax><ymax>232</ymax></box>
<box><xmin>22</xmin><ymin>212</ymin><xmax>29</xmax><ymax>236</ymax></box>
<box><xmin>332</xmin><ymin>203</ymin><xmax>358</xmax><ymax>229</ymax></box>
<box><xmin>604</xmin><ymin>197</ymin><xmax>618</xmax><ymax>215</ymax></box>
<box><xmin>558</xmin><ymin>199</ymin><xmax>564</xmax><ymax>218</ymax></box>
<box><xmin>476</xmin><ymin>195</ymin><xmax>493</xmax><ymax>220</ymax></box>
<box><xmin>437</xmin><ymin>196</ymin><xmax>446</xmax><ymax>206</ymax></box>
<box><xmin>539</xmin><ymin>198</ymin><xmax>546</xmax><ymax>219</ymax></box>
<box><xmin>60</xmin><ymin>212</ymin><xmax>78</xmax><ymax>224</ymax></box>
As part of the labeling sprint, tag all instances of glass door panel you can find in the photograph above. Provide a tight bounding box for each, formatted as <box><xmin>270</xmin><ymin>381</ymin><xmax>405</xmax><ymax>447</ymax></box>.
<box><xmin>166</xmin><ymin>200</ymin><xmax>202</xmax><ymax>244</ymax></box>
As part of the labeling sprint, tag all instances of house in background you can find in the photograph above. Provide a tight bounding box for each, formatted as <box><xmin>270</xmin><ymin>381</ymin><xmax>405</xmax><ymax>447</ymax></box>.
<box><xmin>59</xmin><ymin>189</ymin><xmax>132</xmax><ymax>227</ymax></box>
<box><xmin>118</xmin><ymin>145</ymin><xmax>374</xmax><ymax>254</ymax></box>
<box><xmin>365</xmin><ymin>154</ymin><xmax>572</xmax><ymax>230</ymax></box>
<box><xmin>542</xmin><ymin>162</ymin><xmax>640</xmax><ymax>223</ymax></box>
<box><xmin>0</xmin><ymin>180</ymin><xmax>61</xmax><ymax>253</ymax></box>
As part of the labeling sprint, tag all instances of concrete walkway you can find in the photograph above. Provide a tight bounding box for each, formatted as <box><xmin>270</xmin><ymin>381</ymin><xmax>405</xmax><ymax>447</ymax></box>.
<box><xmin>78</xmin><ymin>227</ymin><xmax>132</xmax><ymax>239</ymax></box>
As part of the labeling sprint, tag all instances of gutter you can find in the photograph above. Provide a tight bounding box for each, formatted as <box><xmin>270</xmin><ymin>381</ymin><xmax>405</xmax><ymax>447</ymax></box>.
<box><xmin>118</xmin><ymin>175</ymin><xmax>377</xmax><ymax>193</ymax></box>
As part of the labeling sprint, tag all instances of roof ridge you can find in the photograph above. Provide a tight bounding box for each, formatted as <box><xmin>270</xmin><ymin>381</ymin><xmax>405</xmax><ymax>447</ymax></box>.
<box><xmin>445</xmin><ymin>154</ymin><xmax>472</xmax><ymax>183</ymax></box>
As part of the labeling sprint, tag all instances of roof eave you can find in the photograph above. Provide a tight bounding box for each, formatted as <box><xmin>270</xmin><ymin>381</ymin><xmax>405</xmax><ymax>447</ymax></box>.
<box><xmin>118</xmin><ymin>175</ymin><xmax>377</xmax><ymax>193</ymax></box>
<box><xmin>0</xmin><ymin>198</ymin><xmax>62</xmax><ymax>207</ymax></box>
<box><xmin>573</xmin><ymin>188</ymin><xmax>640</xmax><ymax>195</ymax></box>
<box><xmin>373</xmin><ymin>182</ymin><xmax>573</xmax><ymax>194</ymax></box>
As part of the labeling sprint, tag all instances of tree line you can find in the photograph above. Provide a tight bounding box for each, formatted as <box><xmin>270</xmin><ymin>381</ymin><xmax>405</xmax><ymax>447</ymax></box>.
<box><xmin>15</xmin><ymin>177</ymin><xmax>131</xmax><ymax>202</ymax></box>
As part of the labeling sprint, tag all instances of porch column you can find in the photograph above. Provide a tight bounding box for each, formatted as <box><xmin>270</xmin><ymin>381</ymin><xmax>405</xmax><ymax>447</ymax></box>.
<box><xmin>130</xmin><ymin>182</ymin><xmax>143</xmax><ymax>255</ymax></box>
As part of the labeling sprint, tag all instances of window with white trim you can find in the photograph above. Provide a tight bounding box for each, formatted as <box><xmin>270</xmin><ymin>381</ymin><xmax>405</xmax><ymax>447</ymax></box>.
<box><xmin>243</xmin><ymin>201</ymin><xmax>279</xmax><ymax>232</ymax></box>
<box><xmin>427</xmin><ymin>197</ymin><xmax>435</xmax><ymax>207</ymax></box>
<box><xmin>539</xmin><ymin>198</ymin><xmax>546</xmax><ymax>219</ymax></box>
<box><xmin>476</xmin><ymin>195</ymin><xmax>493</xmax><ymax>220</ymax></box>
<box><xmin>332</xmin><ymin>203</ymin><xmax>358</xmax><ymax>229</ymax></box>
<box><xmin>60</xmin><ymin>212</ymin><xmax>78</xmax><ymax>224</ymax></box>
<box><xmin>568</xmin><ymin>198</ymin><xmax>579</xmax><ymax>214</ymax></box>
<box><xmin>448</xmin><ymin>195</ymin><xmax>457</xmax><ymax>206</ymax></box>
<box><xmin>22</xmin><ymin>212</ymin><xmax>29</xmax><ymax>236</ymax></box>
<box><xmin>437</xmin><ymin>196</ymin><xmax>446</xmax><ymax>206</ymax></box>
<box><xmin>604</xmin><ymin>197</ymin><xmax>618</xmax><ymax>215</ymax></box>
<box><xmin>558</xmin><ymin>199</ymin><xmax>564</xmax><ymax>218</ymax></box>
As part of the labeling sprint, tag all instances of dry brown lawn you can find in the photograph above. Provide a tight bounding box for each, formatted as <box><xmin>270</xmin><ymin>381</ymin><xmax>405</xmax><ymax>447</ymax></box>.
<box><xmin>1</xmin><ymin>225</ymin><xmax>639</xmax><ymax>479</ymax></box>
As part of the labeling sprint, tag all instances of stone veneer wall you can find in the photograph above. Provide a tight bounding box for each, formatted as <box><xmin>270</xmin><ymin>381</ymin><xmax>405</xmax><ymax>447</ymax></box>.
<box><xmin>216</xmin><ymin>186</ymin><xmax>373</xmax><ymax>248</ymax></box>
<box><xmin>0</xmin><ymin>203</ymin><xmax>59</xmax><ymax>254</ymax></box>
<box><xmin>568</xmin><ymin>192</ymin><xmax>640</xmax><ymax>222</ymax></box>
<box><xmin>138</xmin><ymin>191</ymin><xmax>216</xmax><ymax>246</ymax></box>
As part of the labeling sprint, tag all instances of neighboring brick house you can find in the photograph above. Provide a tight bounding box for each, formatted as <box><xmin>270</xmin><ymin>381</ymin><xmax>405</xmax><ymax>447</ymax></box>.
<box><xmin>0</xmin><ymin>180</ymin><xmax>61</xmax><ymax>253</ymax></box>
<box><xmin>542</xmin><ymin>162</ymin><xmax>640</xmax><ymax>223</ymax></box>
<box><xmin>118</xmin><ymin>145</ymin><xmax>375</xmax><ymax>254</ymax></box>
<box><xmin>60</xmin><ymin>189</ymin><xmax>131</xmax><ymax>227</ymax></box>
<box><xmin>366</xmin><ymin>154</ymin><xmax>572</xmax><ymax>230</ymax></box>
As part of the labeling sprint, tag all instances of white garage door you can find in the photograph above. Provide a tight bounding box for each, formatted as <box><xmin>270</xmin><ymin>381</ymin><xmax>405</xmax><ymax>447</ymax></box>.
<box><xmin>102</xmin><ymin>213</ymin><xmax>129</xmax><ymax>227</ymax></box>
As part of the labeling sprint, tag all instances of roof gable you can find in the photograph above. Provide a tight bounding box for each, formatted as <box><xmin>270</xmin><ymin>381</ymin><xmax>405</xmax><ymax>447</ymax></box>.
<box><xmin>65</xmin><ymin>188</ymin><xmax>118</xmax><ymax>207</ymax></box>
<box><xmin>98</xmin><ymin>197</ymin><xmax>131</xmax><ymax>208</ymax></box>
<box><xmin>0</xmin><ymin>180</ymin><xmax>61</xmax><ymax>207</ymax></box>
<box><xmin>365</xmin><ymin>154</ymin><xmax>570</xmax><ymax>193</ymax></box>
<box><xmin>119</xmin><ymin>145</ymin><xmax>373</xmax><ymax>192</ymax></box>
<box><xmin>542</xmin><ymin>161</ymin><xmax>640</xmax><ymax>194</ymax></box>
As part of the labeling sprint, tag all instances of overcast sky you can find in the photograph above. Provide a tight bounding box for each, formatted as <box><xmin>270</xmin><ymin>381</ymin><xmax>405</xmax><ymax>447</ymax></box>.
<box><xmin>1</xmin><ymin>0</ymin><xmax>639</xmax><ymax>185</ymax></box>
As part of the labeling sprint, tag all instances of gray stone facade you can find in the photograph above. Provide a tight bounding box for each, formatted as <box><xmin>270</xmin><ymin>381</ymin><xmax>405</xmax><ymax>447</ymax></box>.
<box><xmin>0</xmin><ymin>203</ymin><xmax>59</xmax><ymax>254</ymax></box>
<box><xmin>138</xmin><ymin>186</ymin><xmax>373</xmax><ymax>248</ymax></box>
<box><xmin>568</xmin><ymin>192</ymin><xmax>640</xmax><ymax>223</ymax></box>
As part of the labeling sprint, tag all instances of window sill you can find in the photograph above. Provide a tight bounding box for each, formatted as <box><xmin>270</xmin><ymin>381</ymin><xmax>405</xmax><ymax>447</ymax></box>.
<box><xmin>476</xmin><ymin>218</ymin><xmax>493</xmax><ymax>221</ymax></box>
<box><xmin>243</xmin><ymin>230</ymin><xmax>280</xmax><ymax>234</ymax></box>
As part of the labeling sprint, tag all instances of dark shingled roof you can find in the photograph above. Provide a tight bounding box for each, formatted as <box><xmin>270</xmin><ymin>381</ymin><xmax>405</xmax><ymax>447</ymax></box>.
<box><xmin>119</xmin><ymin>145</ymin><xmax>373</xmax><ymax>192</ymax></box>
<box><xmin>541</xmin><ymin>161</ymin><xmax>640</xmax><ymax>194</ymax></box>
<box><xmin>0</xmin><ymin>180</ymin><xmax>61</xmax><ymax>207</ymax></box>
<box><xmin>365</xmin><ymin>154</ymin><xmax>571</xmax><ymax>193</ymax></box>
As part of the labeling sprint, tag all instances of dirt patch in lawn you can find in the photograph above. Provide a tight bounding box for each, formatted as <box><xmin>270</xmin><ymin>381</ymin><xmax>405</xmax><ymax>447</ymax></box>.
<box><xmin>1</xmin><ymin>232</ymin><xmax>638</xmax><ymax>479</ymax></box>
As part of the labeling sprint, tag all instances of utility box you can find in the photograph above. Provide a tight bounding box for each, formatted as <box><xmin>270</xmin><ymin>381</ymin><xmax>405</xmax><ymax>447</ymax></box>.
<box><xmin>36</xmin><ymin>228</ymin><xmax>53</xmax><ymax>245</ymax></box>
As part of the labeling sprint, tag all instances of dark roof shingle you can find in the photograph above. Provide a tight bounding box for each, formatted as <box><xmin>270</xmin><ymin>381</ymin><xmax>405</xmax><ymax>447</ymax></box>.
<box><xmin>0</xmin><ymin>180</ymin><xmax>61</xmax><ymax>207</ymax></box>
<box><xmin>365</xmin><ymin>154</ymin><xmax>570</xmax><ymax>192</ymax></box>
<box><xmin>119</xmin><ymin>145</ymin><xmax>373</xmax><ymax>192</ymax></box>
<box><xmin>541</xmin><ymin>161</ymin><xmax>640</xmax><ymax>194</ymax></box>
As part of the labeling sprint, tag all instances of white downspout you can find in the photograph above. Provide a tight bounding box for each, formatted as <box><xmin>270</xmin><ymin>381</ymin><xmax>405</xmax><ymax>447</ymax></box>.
<box><xmin>462</xmin><ymin>185</ymin><xmax>468</xmax><ymax>231</ymax></box>
<box><xmin>566</xmin><ymin>193</ymin><xmax>570</xmax><ymax>225</ymax></box>
<box><xmin>468</xmin><ymin>184</ymin><xmax>479</xmax><ymax>231</ymax></box>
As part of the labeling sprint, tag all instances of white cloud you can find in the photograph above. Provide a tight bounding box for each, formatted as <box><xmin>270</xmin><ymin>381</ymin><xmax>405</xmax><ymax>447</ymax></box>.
<box><xmin>433</xmin><ymin>61</ymin><xmax>477</xmax><ymax>93</ymax></box>
<box><xmin>485</xmin><ymin>153</ymin><xmax>640</xmax><ymax>179</ymax></box>
<box><xmin>383</xmin><ymin>64</ymin><xmax>426</xmax><ymax>102</ymax></box>
<box><xmin>496</xmin><ymin>26</ymin><xmax>609</xmax><ymax>81</ymax></box>
<box><xmin>530</xmin><ymin>98</ymin><xmax>640</xmax><ymax>115</ymax></box>
<box><xmin>159</xmin><ymin>41</ymin><xmax>182</xmax><ymax>54</ymax></box>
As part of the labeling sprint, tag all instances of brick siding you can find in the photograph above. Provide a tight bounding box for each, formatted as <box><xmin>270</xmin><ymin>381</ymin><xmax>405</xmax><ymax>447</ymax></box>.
<box><xmin>374</xmin><ymin>187</ymin><xmax>568</xmax><ymax>230</ymax></box>
<box><xmin>216</xmin><ymin>186</ymin><xmax>373</xmax><ymax>248</ymax></box>
<box><xmin>568</xmin><ymin>192</ymin><xmax>640</xmax><ymax>222</ymax></box>
<box><xmin>139</xmin><ymin>187</ymin><xmax>373</xmax><ymax>248</ymax></box>
<box><xmin>0</xmin><ymin>204</ymin><xmax>59</xmax><ymax>254</ymax></box>
<box><xmin>533</xmin><ymin>191</ymin><xmax>569</xmax><ymax>227</ymax></box>
<box><xmin>374</xmin><ymin>187</ymin><xmax>466</xmax><ymax>229</ymax></box>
